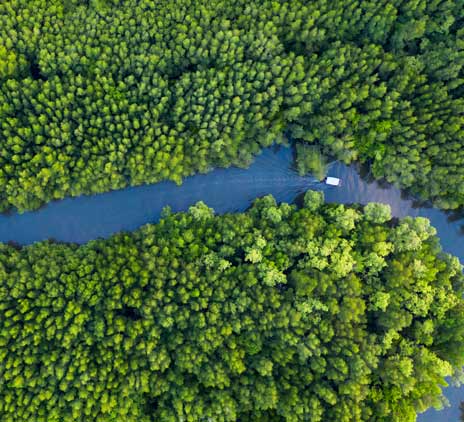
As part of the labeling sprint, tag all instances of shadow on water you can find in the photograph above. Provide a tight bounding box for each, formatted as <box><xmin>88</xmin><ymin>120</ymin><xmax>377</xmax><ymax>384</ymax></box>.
<box><xmin>0</xmin><ymin>144</ymin><xmax>462</xmax><ymax>419</ymax></box>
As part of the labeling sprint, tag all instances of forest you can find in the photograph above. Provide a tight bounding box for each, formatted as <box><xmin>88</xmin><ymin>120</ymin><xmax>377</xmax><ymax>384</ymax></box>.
<box><xmin>0</xmin><ymin>192</ymin><xmax>463</xmax><ymax>421</ymax></box>
<box><xmin>0</xmin><ymin>0</ymin><xmax>463</xmax><ymax>211</ymax></box>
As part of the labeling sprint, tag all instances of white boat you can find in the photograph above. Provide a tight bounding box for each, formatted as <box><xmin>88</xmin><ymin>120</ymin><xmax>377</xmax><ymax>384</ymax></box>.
<box><xmin>325</xmin><ymin>177</ymin><xmax>341</xmax><ymax>186</ymax></box>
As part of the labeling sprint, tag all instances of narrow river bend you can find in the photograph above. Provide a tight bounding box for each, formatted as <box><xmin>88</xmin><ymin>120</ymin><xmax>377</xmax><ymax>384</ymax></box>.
<box><xmin>0</xmin><ymin>145</ymin><xmax>462</xmax><ymax>420</ymax></box>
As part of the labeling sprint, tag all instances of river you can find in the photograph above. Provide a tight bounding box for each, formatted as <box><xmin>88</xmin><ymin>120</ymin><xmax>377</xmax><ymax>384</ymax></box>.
<box><xmin>0</xmin><ymin>144</ymin><xmax>462</xmax><ymax>420</ymax></box>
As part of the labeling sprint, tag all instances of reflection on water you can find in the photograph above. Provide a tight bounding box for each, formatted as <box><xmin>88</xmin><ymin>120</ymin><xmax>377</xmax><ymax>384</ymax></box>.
<box><xmin>0</xmin><ymin>145</ymin><xmax>462</xmax><ymax>419</ymax></box>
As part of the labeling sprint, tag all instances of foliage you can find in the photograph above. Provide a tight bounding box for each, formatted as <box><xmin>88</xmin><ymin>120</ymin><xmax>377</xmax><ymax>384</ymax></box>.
<box><xmin>295</xmin><ymin>144</ymin><xmax>328</xmax><ymax>180</ymax></box>
<box><xmin>0</xmin><ymin>193</ymin><xmax>463</xmax><ymax>421</ymax></box>
<box><xmin>0</xmin><ymin>0</ymin><xmax>463</xmax><ymax>211</ymax></box>
<box><xmin>303</xmin><ymin>190</ymin><xmax>325</xmax><ymax>212</ymax></box>
<box><xmin>364</xmin><ymin>203</ymin><xmax>392</xmax><ymax>224</ymax></box>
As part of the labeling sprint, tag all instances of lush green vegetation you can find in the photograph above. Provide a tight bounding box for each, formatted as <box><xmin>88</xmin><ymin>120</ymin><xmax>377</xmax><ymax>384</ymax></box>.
<box><xmin>0</xmin><ymin>0</ymin><xmax>463</xmax><ymax>211</ymax></box>
<box><xmin>295</xmin><ymin>144</ymin><xmax>327</xmax><ymax>181</ymax></box>
<box><xmin>0</xmin><ymin>193</ymin><xmax>463</xmax><ymax>421</ymax></box>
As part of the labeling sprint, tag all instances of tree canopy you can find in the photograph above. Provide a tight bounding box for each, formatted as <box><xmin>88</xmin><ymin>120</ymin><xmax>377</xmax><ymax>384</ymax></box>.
<box><xmin>0</xmin><ymin>192</ymin><xmax>463</xmax><ymax>421</ymax></box>
<box><xmin>0</xmin><ymin>0</ymin><xmax>463</xmax><ymax>211</ymax></box>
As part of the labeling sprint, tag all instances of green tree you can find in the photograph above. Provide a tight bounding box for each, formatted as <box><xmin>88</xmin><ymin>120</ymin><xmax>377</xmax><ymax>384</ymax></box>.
<box><xmin>0</xmin><ymin>194</ymin><xmax>463</xmax><ymax>421</ymax></box>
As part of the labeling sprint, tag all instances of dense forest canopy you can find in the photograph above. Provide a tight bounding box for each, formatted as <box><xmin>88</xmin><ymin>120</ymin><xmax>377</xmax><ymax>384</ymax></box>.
<box><xmin>0</xmin><ymin>193</ymin><xmax>463</xmax><ymax>421</ymax></box>
<box><xmin>0</xmin><ymin>0</ymin><xmax>463</xmax><ymax>211</ymax></box>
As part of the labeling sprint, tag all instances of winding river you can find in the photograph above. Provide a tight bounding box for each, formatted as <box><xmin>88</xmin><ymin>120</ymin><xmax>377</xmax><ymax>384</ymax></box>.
<box><xmin>0</xmin><ymin>145</ymin><xmax>462</xmax><ymax>420</ymax></box>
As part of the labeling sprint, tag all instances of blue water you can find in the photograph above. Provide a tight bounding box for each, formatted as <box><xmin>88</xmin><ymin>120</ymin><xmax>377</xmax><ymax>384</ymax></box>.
<box><xmin>0</xmin><ymin>145</ymin><xmax>462</xmax><ymax>419</ymax></box>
